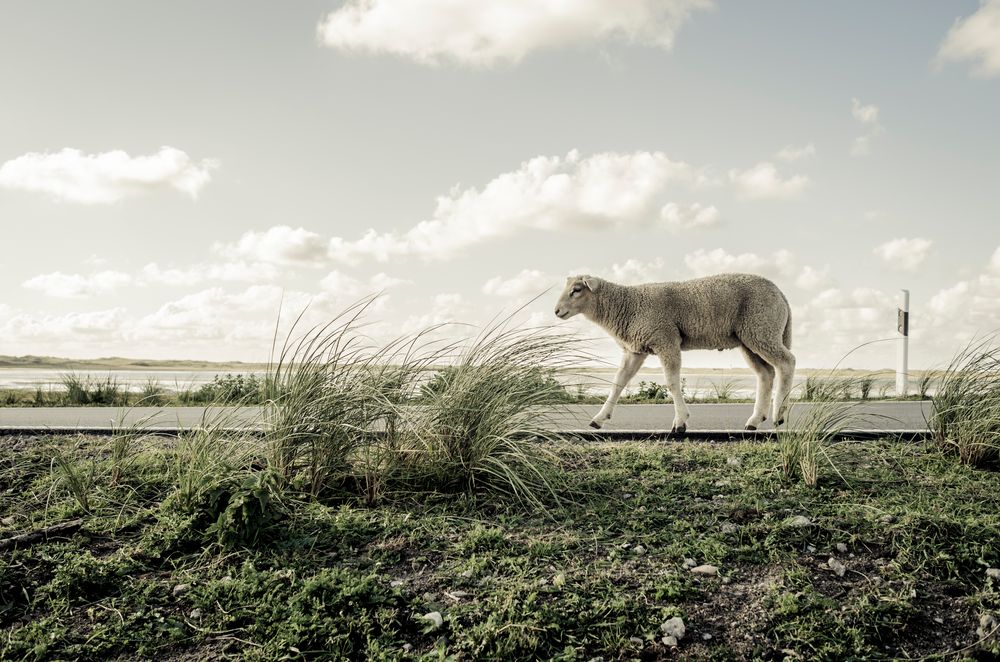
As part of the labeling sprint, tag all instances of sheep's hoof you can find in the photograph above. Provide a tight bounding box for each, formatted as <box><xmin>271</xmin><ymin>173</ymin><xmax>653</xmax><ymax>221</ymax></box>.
<box><xmin>671</xmin><ymin>424</ymin><xmax>687</xmax><ymax>435</ymax></box>
<box><xmin>745</xmin><ymin>425</ymin><xmax>757</xmax><ymax>431</ymax></box>
<box><xmin>589</xmin><ymin>421</ymin><xmax>602</xmax><ymax>430</ymax></box>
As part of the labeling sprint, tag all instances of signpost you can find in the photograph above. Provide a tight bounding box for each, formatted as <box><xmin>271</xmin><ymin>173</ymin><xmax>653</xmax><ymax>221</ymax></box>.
<box><xmin>896</xmin><ymin>289</ymin><xmax>909</xmax><ymax>396</ymax></box>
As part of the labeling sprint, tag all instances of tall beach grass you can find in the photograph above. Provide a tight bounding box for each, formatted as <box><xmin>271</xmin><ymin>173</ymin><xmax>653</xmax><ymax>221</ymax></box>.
<box><xmin>930</xmin><ymin>336</ymin><xmax>1000</xmax><ymax>467</ymax></box>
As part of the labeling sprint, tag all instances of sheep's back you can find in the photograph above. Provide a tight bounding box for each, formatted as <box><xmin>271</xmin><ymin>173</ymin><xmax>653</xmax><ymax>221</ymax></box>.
<box><xmin>633</xmin><ymin>274</ymin><xmax>788</xmax><ymax>351</ymax></box>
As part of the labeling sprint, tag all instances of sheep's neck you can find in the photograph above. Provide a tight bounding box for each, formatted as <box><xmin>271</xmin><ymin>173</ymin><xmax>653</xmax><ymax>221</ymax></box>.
<box><xmin>587</xmin><ymin>284</ymin><xmax>638</xmax><ymax>345</ymax></box>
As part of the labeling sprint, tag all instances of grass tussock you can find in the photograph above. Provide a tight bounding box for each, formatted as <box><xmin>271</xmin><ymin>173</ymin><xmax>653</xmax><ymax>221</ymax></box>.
<box><xmin>399</xmin><ymin>319</ymin><xmax>581</xmax><ymax>507</ymax></box>
<box><xmin>777</xmin><ymin>399</ymin><xmax>858</xmax><ymax>487</ymax></box>
<box><xmin>931</xmin><ymin>336</ymin><xmax>1000</xmax><ymax>467</ymax></box>
<box><xmin>257</xmin><ymin>299</ymin><xmax>576</xmax><ymax>508</ymax></box>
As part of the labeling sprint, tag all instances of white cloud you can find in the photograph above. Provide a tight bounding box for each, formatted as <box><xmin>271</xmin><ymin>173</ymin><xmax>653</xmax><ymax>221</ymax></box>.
<box><xmin>84</xmin><ymin>255</ymin><xmax>109</xmax><ymax>268</ymax></box>
<box><xmin>1</xmin><ymin>308</ymin><xmax>128</xmax><ymax>342</ymax></box>
<box><xmin>131</xmin><ymin>285</ymin><xmax>320</xmax><ymax>344</ymax></box>
<box><xmin>660</xmin><ymin>202</ymin><xmax>719</xmax><ymax>230</ymax></box>
<box><xmin>873</xmin><ymin>237</ymin><xmax>933</xmax><ymax>271</ymax></box>
<box><xmin>684</xmin><ymin>248</ymin><xmax>829</xmax><ymax>291</ymax></box>
<box><xmin>214</xmin><ymin>226</ymin><xmax>329</xmax><ymax>267</ymax></box>
<box><xmin>775</xmin><ymin>143</ymin><xmax>816</xmax><ymax>162</ymax></box>
<box><xmin>140</xmin><ymin>261</ymin><xmax>281</xmax><ymax>286</ymax></box>
<box><xmin>608</xmin><ymin>258</ymin><xmax>668</xmax><ymax>284</ymax></box>
<box><xmin>851</xmin><ymin>98</ymin><xmax>879</xmax><ymax>124</ymax></box>
<box><xmin>319</xmin><ymin>271</ymin><xmax>408</xmax><ymax>296</ymax></box>
<box><xmin>795</xmin><ymin>265</ymin><xmax>831</xmax><ymax>291</ymax></box>
<box><xmin>728</xmin><ymin>162</ymin><xmax>809</xmax><ymax>199</ymax></box>
<box><xmin>22</xmin><ymin>270</ymin><xmax>132</xmax><ymax>298</ymax></box>
<box><xmin>318</xmin><ymin>0</ymin><xmax>713</xmax><ymax>67</ymax></box>
<box><xmin>329</xmin><ymin>150</ymin><xmax>712</xmax><ymax>263</ymax></box>
<box><xmin>937</xmin><ymin>0</ymin><xmax>1000</xmax><ymax>78</ymax></box>
<box><xmin>685</xmin><ymin>248</ymin><xmax>795</xmax><ymax>278</ymax></box>
<box><xmin>0</xmin><ymin>147</ymin><xmax>218</xmax><ymax>204</ymax></box>
<box><xmin>850</xmin><ymin>99</ymin><xmax>883</xmax><ymax>157</ymax></box>
<box><xmin>400</xmin><ymin>293</ymin><xmax>471</xmax><ymax>334</ymax></box>
<box><xmin>482</xmin><ymin>269</ymin><xmax>553</xmax><ymax>298</ymax></box>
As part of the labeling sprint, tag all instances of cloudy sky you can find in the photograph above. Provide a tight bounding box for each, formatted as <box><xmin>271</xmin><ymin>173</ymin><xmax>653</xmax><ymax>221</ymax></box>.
<box><xmin>2</xmin><ymin>0</ymin><xmax>999</xmax><ymax>369</ymax></box>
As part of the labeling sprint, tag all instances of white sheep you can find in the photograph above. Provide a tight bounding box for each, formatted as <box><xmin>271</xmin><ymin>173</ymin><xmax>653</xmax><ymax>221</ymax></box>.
<box><xmin>554</xmin><ymin>273</ymin><xmax>795</xmax><ymax>432</ymax></box>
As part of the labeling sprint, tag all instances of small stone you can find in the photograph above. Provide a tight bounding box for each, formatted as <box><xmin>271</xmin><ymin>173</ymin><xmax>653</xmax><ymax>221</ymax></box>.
<box><xmin>720</xmin><ymin>523</ymin><xmax>738</xmax><ymax>534</ymax></box>
<box><xmin>448</xmin><ymin>590</ymin><xmax>469</xmax><ymax>599</ymax></box>
<box><xmin>460</xmin><ymin>568</ymin><xmax>474</xmax><ymax>578</ymax></box>
<box><xmin>220</xmin><ymin>575</ymin><xmax>233</xmax><ymax>584</ymax></box>
<box><xmin>553</xmin><ymin>572</ymin><xmax>566</xmax><ymax>587</ymax></box>
<box><xmin>623</xmin><ymin>492</ymin><xmax>634</xmax><ymax>499</ymax></box>
<box><xmin>721</xmin><ymin>576</ymin><xmax>731</xmax><ymax>584</ymax></box>
<box><xmin>660</xmin><ymin>616</ymin><xmax>686</xmax><ymax>641</ymax></box>
<box><xmin>827</xmin><ymin>557</ymin><xmax>846</xmax><ymax>578</ymax></box>
<box><xmin>682</xmin><ymin>558</ymin><xmax>697</xmax><ymax>569</ymax></box>
<box><xmin>933</xmin><ymin>617</ymin><xmax>944</xmax><ymax>624</ymax></box>
<box><xmin>835</xmin><ymin>543</ymin><xmax>848</xmax><ymax>554</ymax></box>
<box><xmin>787</xmin><ymin>515</ymin><xmax>811</xmax><ymax>528</ymax></box>
<box><xmin>629</xmin><ymin>636</ymin><xmax>644</xmax><ymax>646</ymax></box>
<box><xmin>661</xmin><ymin>635</ymin><xmax>678</xmax><ymax>647</ymax></box>
<box><xmin>188</xmin><ymin>608</ymin><xmax>202</xmax><ymax>620</ymax></box>
<box><xmin>633</xmin><ymin>544</ymin><xmax>647</xmax><ymax>555</ymax></box>
<box><xmin>421</xmin><ymin>611</ymin><xmax>444</xmax><ymax>631</ymax></box>
<box><xmin>402</xmin><ymin>643</ymin><xmax>413</xmax><ymax>652</ymax></box>
<box><xmin>690</xmin><ymin>564</ymin><xmax>719</xmax><ymax>576</ymax></box>
<box><xmin>390</xmin><ymin>579</ymin><xmax>405</xmax><ymax>587</ymax></box>
<box><xmin>702</xmin><ymin>633</ymin><xmax>713</xmax><ymax>641</ymax></box>
<box><xmin>726</xmin><ymin>456</ymin><xmax>741</xmax><ymax>466</ymax></box>
<box><xmin>586</xmin><ymin>657</ymin><xmax>604</xmax><ymax>662</ymax></box>
<box><xmin>0</xmin><ymin>516</ymin><xmax>15</xmax><ymax>526</ymax></box>
<box><xmin>986</xmin><ymin>568</ymin><xmax>1000</xmax><ymax>580</ymax></box>
<box><xmin>172</xmin><ymin>583</ymin><xmax>191</xmax><ymax>597</ymax></box>
<box><xmin>807</xmin><ymin>545</ymin><xmax>817</xmax><ymax>553</ymax></box>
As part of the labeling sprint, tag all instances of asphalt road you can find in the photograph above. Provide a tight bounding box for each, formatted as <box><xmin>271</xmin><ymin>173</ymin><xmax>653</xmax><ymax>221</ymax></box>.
<box><xmin>0</xmin><ymin>401</ymin><xmax>932</xmax><ymax>432</ymax></box>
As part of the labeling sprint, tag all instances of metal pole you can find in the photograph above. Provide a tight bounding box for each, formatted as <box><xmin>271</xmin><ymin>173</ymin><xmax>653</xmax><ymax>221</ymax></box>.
<box><xmin>896</xmin><ymin>289</ymin><xmax>909</xmax><ymax>396</ymax></box>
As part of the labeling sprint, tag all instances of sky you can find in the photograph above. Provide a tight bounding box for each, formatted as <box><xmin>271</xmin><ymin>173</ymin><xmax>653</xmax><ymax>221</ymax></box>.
<box><xmin>1</xmin><ymin>0</ymin><xmax>999</xmax><ymax>370</ymax></box>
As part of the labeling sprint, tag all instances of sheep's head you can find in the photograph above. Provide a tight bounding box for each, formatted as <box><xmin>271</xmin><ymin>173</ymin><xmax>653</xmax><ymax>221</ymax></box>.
<box><xmin>554</xmin><ymin>275</ymin><xmax>600</xmax><ymax>319</ymax></box>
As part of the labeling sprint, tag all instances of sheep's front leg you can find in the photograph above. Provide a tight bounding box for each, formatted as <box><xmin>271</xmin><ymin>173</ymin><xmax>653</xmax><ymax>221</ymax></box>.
<box><xmin>590</xmin><ymin>351</ymin><xmax>645</xmax><ymax>429</ymax></box>
<box><xmin>658</xmin><ymin>350</ymin><xmax>690</xmax><ymax>434</ymax></box>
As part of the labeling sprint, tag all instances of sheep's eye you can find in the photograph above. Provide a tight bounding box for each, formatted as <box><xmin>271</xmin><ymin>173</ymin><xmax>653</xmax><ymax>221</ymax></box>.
<box><xmin>571</xmin><ymin>286</ymin><xmax>582</xmax><ymax>295</ymax></box>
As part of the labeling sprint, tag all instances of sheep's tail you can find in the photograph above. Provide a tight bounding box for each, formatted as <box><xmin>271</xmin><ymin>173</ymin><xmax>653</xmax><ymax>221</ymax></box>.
<box><xmin>783</xmin><ymin>306</ymin><xmax>793</xmax><ymax>350</ymax></box>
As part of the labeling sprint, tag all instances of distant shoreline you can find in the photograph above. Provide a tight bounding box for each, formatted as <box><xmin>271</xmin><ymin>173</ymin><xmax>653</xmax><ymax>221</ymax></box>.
<box><xmin>0</xmin><ymin>355</ymin><xmax>910</xmax><ymax>376</ymax></box>
<box><xmin>0</xmin><ymin>355</ymin><xmax>269</xmax><ymax>371</ymax></box>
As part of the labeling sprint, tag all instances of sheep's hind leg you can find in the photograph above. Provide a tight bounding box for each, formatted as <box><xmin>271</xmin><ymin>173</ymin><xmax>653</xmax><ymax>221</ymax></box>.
<box><xmin>658</xmin><ymin>350</ymin><xmax>690</xmax><ymax>434</ymax></box>
<box><xmin>742</xmin><ymin>339</ymin><xmax>796</xmax><ymax>426</ymax></box>
<box><xmin>590</xmin><ymin>351</ymin><xmax>645</xmax><ymax>429</ymax></box>
<box><xmin>740</xmin><ymin>346</ymin><xmax>775</xmax><ymax>430</ymax></box>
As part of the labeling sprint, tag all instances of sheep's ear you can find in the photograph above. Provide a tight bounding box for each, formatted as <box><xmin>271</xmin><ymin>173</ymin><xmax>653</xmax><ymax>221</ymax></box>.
<box><xmin>582</xmin><ymin>276</ymin><xmax>599</xmax><ymax>291</ymax></box>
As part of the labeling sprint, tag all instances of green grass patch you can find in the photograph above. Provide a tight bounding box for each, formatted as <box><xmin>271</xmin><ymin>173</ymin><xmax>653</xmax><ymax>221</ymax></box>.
<box><xmin>2</xmin><ymin>435</ymin><xmax>999</xmax><ymax>660</ymax></box>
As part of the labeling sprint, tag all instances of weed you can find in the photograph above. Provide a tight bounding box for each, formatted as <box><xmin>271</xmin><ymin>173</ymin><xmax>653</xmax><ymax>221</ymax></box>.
<box><xmin>930</xmin><ymin>336</ymin><xmax>1000</xmax><ymax>467</ymax></box>
<box><xmin>400</xmin><ymin>318</ymin><xmax>578</xmax><ymax>507</ymax></box>
<box><xmin>859</xmin><ymin>376</ymin><xmax>874</xmax><ymax>400</ymax></box>
<box><xmin>918</xmin><ymin>371</ymin><xmax>936</xmax><ymax>399</ymax></box>
<box><xmin>710</xmin><ymin>377</ymin><xmax>739</xmax><ymax>401</ymax></box>
<box><xmin>777</xmin><ymin>400</ymin><xmax>858</xmax><ymax>486</ymax></box>
<box><xmin>59</xmin><ymin>373</ymin><xmax>127</xmax><ymax>406</ymax></box>
<box><xmin>138</xmin><ymin>378</ymin><xmax>166</xmax><ymax>406</ymax></box>
<box><xmin>50</xmin><ymin>443</ymin><xmax>98</xmax><ymax>512</ymax></box>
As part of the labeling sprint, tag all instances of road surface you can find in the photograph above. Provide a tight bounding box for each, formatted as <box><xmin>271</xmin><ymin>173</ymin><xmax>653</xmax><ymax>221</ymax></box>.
<box><xmin>0</xmin><ymin>401</ymin><xmax>932</xmax><ymax>432</ymax></box>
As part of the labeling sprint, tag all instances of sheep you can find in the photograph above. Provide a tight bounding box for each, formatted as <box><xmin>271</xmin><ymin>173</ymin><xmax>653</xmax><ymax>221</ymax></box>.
<box><xmin>554</xmin><ymin>273</ymin><xmax>795</xmax><ymax>433</ymax></box>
